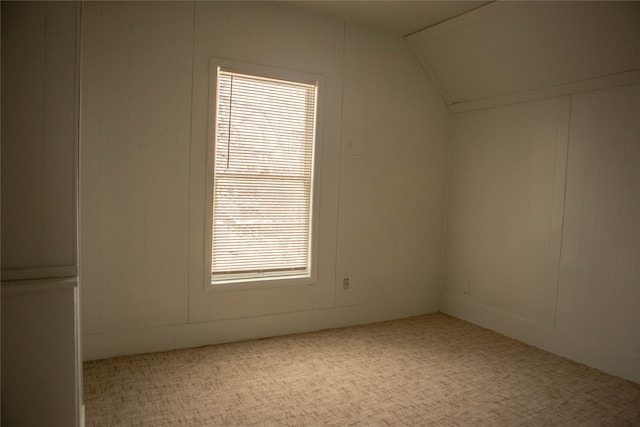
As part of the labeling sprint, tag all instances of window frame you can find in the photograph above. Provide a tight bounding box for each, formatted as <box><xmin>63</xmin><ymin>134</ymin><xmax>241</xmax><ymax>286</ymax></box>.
<box><xmin>204</xmin><ymin>58</ymin><xmax>323</xmax><ymax>291</ymax></box>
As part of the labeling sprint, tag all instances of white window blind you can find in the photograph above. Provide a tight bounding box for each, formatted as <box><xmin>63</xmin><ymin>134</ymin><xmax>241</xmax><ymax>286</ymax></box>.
<box><xmin>211</xmin><ymin>68</ymin><xmax>318</xmax><ymax>284</ymax></box>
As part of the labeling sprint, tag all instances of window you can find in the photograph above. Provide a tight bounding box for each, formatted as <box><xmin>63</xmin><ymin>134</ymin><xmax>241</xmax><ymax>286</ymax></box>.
<box><xmin>208</xmin><ymin>60</ymin><xmax>320</xmax><ymax>287</ymax></box>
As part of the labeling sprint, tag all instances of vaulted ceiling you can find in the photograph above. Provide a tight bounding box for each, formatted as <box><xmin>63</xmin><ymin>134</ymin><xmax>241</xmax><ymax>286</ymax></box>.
<box><xmin>280</xmin><ymin>1</ymin><xmax>640</xmax><ymax>112</ymax></box>
<box><xmin>278</xmin><ymin>1</ymin><xmax>491</xmax><ymax>36</ymax></box>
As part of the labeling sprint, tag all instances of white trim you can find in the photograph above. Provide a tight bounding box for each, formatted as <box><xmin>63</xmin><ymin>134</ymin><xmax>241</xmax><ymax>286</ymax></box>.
<box><xmin>204</xmin><ymin>57</ymin><xmax>324</xmax><ymax>292</ymax></box>
<box><xmin>80</xmin><ymin>404</ymin><xmax>85</xmax><ymax>427</ymax></box>
<box><xmin>83</xmin><ymin>295</ymin><xmax>434</xmax><ymax>361</ymax></box>
<box><xmin>1</xmin><ymin>265</ymin><xmax>78</xmax><ymax>282</ymax></box>
<box><xmin>406</xmin><ymin>2</ymin><xmax>518</xmax><ymax>46</ymax></box>
<box><xmin>73</xmin><ymin>4</ymin><xmax>84</xmax><ymax>426</ymax></box>
<box><xmin>406</xmin><ymin>40</ymin><xmax>452</xmax><ymax>106</ymax></box>
<box><xmin>448</xmin><ymin>69</ymin><xmax>640</xmax><ymax>113</ymax></box>
<box><xmin>441</xmin><ymin>294</ymin><xmax>640</xmax><ymax>384</ymax></box>
<box><xmin>2</xmin><ymin>276</ymin><xmax>79</xmax><ymax>293</ymax></box>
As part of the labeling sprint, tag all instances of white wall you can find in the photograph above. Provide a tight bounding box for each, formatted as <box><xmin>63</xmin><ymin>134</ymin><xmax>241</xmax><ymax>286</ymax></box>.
<box><xmin>80</xmin><ymin>1</ymin><xmax>449</xmax><ymax>360</ymax></box>
<box><xmin>2</xmin><ymin>280</ymin><xmax>79</xmax><ymax>426</ymax></box>
<box><xmin>335</xmin><ymin>23</ymin><xmax>448</xmax><ymax>314</ymax></box>
<box><xmin>78</xmin><ymin>0</ymin><xmax>640</xmax><ymax>387</ymax></box>
<box><xmin>1</xmin><ymin>2</ymin><xmax>82</xmax><ymax>425</ymax></box>
<box><xmin>80</xmin><ymin>1</ymin><xmax>193</xmax><ymax>336</ymax></box>
<box><xmin>441</xmin><ymin>83</ymin><xmax>640</xmax><ymax>383</ymax></box>
<box><xmin>1</xmin><ymin>1</ymin><xmax>78</xmax><ymax>280</ymax></box>
<box><xmin>442</xmin><ymin>96</ymin><xmax>569</xmax><ymax>322</ymax></box>
<box><xmin>556</xmin><ymin>84</ymin><xmax>640</xmax><ymax>368</ymax></box>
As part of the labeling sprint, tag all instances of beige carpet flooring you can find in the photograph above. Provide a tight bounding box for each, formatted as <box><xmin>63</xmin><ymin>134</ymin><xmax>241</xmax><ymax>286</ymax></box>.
<box><xmin>83</xmin><ymin>313</ymin><xmax>640</xmax><ymax>426</ymax></box>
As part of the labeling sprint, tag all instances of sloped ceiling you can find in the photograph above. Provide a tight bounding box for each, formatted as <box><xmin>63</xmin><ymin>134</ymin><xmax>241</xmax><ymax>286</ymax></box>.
<box><xmin>278</xmin><ymin>1</ymin><xmax>491</xmax><ymax>36</ymax></box>
<box><xmin>407</xmin><ymin>1</ymin><xmax>640</xmax><ymax>111</ymax></box>
<box><xmin>281</xmin><ymin>1</ymin><xmax>640</xmax><ymax>112</ymax></box>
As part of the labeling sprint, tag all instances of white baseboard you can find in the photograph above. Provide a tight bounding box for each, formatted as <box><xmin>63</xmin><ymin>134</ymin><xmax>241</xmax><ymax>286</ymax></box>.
<box><xmin>79</xmin><ymin>404</ymin><xmax>85</xmax><ymax>427</ymax></box>
<box><xmin>441</xmin><ymin>295</ymin><xmax>640</xmax><ymax>384</ymax></box>
<box><xmin>83</xmin><ymin>295</ymin><xmax>436</xmax><ymax>361</ymax></box>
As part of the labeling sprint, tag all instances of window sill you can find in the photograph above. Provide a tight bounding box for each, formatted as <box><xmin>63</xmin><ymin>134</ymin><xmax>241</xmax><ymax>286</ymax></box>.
<box><xmin>207</xmin><ymin>274</ymin><xmax>316</xmax><ymax>292</ymax></box>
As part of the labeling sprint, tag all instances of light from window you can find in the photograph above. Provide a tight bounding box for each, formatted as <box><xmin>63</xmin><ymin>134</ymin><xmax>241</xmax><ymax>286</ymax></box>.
<box><xmin>211</xmin><ymin>66</ymin><xmax>318</xmax><ymax>285</ymax></box>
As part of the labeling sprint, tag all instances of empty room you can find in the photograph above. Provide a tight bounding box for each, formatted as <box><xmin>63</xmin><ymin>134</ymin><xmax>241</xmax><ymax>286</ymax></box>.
<box><xmin>2</xmin><ymin>1</ymin><xmax>640</xmax><ymax>425</ymax></box>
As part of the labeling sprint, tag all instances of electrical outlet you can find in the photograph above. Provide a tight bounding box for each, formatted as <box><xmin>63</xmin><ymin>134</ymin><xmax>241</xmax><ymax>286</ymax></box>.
<box><xmin>343</xmin><ymin>277</ymin><xmax>349</xmax><ymax>290</ymax></box>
